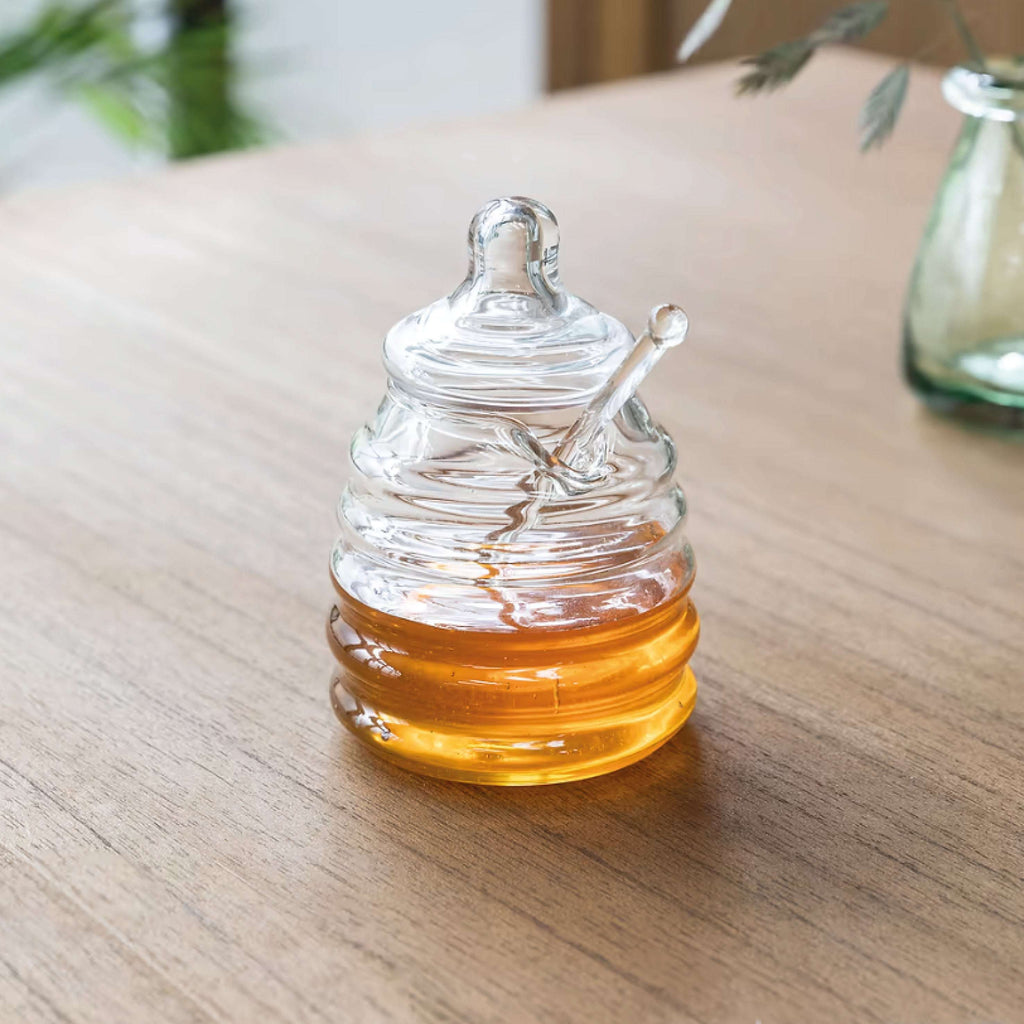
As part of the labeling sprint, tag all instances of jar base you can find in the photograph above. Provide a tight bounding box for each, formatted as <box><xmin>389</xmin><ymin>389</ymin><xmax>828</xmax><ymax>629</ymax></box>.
<box><xmin>331</xmin><ymin>666</ymin><xmax>697</xmax><ymax>786</ymax></box>
<box><xmin>905</xmin><ymin>334</ymin><xmax>1024</xmax><ymax>428</ymax></box>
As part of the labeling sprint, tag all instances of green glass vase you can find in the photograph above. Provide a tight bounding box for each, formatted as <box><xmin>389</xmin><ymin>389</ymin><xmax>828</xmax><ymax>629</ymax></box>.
<box><xmin>904</xmin><ymin>62</ymin><xmax>1024</xmax><ymax>425</ymax></box>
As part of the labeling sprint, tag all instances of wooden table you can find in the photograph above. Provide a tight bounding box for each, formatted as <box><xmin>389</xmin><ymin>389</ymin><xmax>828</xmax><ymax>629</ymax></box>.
<box><xmin>2</xmin><ymin>51</ymin><xmax>1022</xmax><ymax>1024</ymax></box>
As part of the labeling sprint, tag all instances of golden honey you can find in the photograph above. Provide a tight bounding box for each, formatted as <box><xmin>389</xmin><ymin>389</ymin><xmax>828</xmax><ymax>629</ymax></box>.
<box><xmin>328</xmin><ymin>582</ymin><xmax>698</xmax><ymax>785</ymax></box>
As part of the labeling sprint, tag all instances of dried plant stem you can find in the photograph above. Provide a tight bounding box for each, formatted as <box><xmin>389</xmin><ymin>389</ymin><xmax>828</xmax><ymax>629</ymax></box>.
<box><xmin>939</xmin><ymin>0</ymin><xmax>986</xmax><ymax>69</ymax></box>
<box><xmin>682</xmin><ymin>0</ymin><xmax>1024</xmax><ymax>152</ymax></box>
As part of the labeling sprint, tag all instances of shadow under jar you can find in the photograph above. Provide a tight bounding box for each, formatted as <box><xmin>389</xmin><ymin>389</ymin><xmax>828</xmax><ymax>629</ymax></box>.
<box><xmin>905</xmin><ymin>61</ymin><xmax>1024</xmax><ymax>425</ymax></box>
<box><xmin>327</xmin><ymin>197</ymin><xmax>699</xmax><ymax>785</ymax></box>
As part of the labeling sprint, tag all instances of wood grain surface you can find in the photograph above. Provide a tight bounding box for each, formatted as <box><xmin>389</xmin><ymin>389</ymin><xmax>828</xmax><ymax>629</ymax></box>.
<box><xmin>2</xmin><ymin>52</ymin><xmax>1023</xmax><ymax>1024</ymax></box>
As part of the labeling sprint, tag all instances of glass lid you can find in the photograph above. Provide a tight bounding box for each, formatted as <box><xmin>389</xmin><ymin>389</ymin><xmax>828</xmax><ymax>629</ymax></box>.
<box><xmin>381</xmin><ymin>196</ymin><xmax>637</xmax><ymax>411</ymax></box>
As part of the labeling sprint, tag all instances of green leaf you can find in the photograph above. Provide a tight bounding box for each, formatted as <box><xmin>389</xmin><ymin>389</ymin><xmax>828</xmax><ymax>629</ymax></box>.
<box><xmin>74</xmin><ymin>80</ymin><xmax>152</xmax><ymax>145</ymax></box>
<box><xmin>859</xmin><ymin>62</ymin><xmax>909</xmax><ymax>150</ymax></box>
<box><xmin>737</xmin><ymin>39</ymin><xmax>815</xmax><ymax>94</ymax></box>
<box><xmin>0</xmin><ymin>1</ymin><xmax>121</xmax><ymax>85</ymax></box>
<box><xmin>677</xmin><ymin>0</ymin><xmax>734</xmax><ymax>62</ymax></box>
<box><xmin>811</xmin><ymin>1</ymin><xmax>889</xmax><ymax>45</ymax></box>
<box><xmin>0</xmin><ymin>0</ymin><xmax>270</xmax><ymax>160</ymax></box>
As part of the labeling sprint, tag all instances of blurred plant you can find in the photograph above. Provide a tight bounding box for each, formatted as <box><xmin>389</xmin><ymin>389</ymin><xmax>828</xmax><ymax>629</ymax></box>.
<box><xmin>677</xmin><ymin>0</ymin><xmax>998</xmax><ymax>150</ymax></box>
<box><xmin>0</xmin><ymin>0</ymin><xmax>266</xmax><ymax>160</ymax></box>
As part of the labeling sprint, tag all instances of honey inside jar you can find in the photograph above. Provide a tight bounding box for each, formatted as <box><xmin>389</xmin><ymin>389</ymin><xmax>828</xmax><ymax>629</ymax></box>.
<box><xmin>328</xmin><ymin>579</ymin><xmax>698</xmax><ymax>786</ymax></box>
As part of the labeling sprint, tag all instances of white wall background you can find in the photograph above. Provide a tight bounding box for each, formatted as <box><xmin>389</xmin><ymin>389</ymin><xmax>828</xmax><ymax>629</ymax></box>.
<box><xmin>0</xmin><ymin>0</ymin><xmax>544</xmax><ymax>192</ymax></box>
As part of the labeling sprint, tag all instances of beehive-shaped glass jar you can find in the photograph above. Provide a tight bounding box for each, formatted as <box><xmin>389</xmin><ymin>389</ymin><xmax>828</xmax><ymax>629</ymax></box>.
<box><xmin>327</xmin><ymin>197</ymin><xmax>699</xmax><ymax>785</ymax></box>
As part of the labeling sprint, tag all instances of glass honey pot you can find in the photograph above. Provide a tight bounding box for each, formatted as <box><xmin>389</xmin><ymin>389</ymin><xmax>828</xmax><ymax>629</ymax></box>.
<box><xmin>327</xmin><ymin>197</ymin><xmax>699</xmax><ymax>785</ymax></box>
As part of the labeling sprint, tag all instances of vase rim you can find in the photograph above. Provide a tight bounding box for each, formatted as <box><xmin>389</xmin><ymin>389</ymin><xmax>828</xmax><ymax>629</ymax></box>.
<box><xmin>944</xmin><ymin>61</ymin><xmax>1024</xmax><ymax>122</ymax></box>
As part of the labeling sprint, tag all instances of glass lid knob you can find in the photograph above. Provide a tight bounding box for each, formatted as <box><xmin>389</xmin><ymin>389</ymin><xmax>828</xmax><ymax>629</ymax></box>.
<box><xmin>451</xmin><ymin>196</ymin><xmax>567</xmax><ymax>321</ymax></box>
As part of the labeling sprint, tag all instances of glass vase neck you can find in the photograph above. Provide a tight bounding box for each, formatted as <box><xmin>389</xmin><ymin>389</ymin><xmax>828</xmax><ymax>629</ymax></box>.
<box><xmin>944</xmin><ymin>61</ymin><xmax>1024</xmax><ymax>122</ymax></box>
